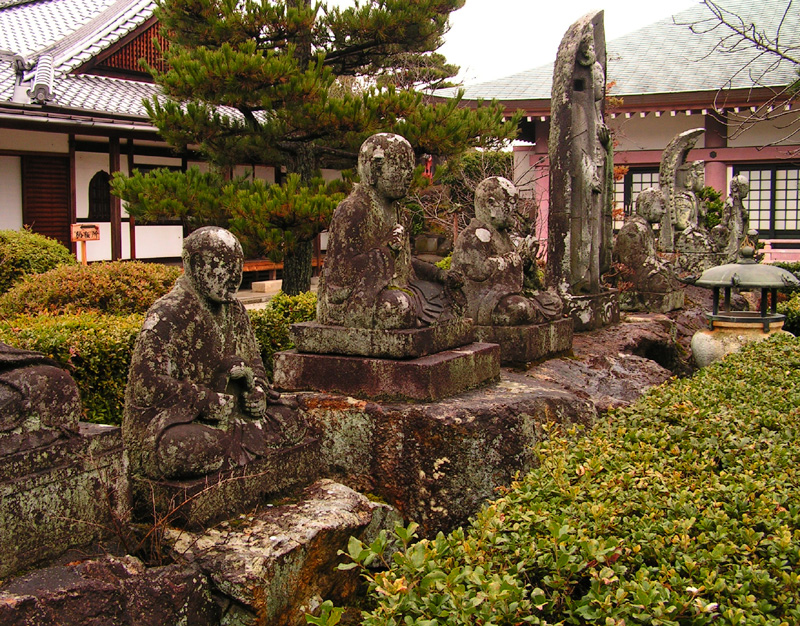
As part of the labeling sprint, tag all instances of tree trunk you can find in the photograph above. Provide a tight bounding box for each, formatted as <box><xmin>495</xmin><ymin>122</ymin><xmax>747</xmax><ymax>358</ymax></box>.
<box><xmin>281</xmin><ymin>238</ymin><xmax>313</xmax><ymax>295</ymax></box>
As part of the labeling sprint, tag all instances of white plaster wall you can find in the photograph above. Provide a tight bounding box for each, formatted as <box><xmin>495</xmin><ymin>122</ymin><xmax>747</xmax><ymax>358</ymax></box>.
<box><xmin>611</xmin><ymin>114</ymin><xmax>706</xmax><ymax>151</ymax></box>
<box><xmin>75</xmin><ymin>152</ymin><xmax>120</xmax><ymax>220</ymax></box>
<box><xmin>132</xmin><ymin>155</ymin><xmax>182</xmax><ymax>168</ymax></box>
<box><xmin>727</xmin><ymin>115</ymin><xmax>800</xmax><ymax>148</ymax></box>
<box><xmin>0</xmin><ymin>156</ymin><xmax>23</xmax><ymax>230</ymax></box>
<box><xmin>0</xmin><ymin>129</ymin><xmax>68</xmax><ymax>153</ymax></box>
<box><xmin>82</xmin><ymin>223</ymin><xmax>183</xmax><ymax>261</ymax></box>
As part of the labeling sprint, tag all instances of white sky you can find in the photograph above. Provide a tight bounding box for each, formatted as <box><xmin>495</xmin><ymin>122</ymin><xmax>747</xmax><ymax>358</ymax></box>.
<box><xmin>438</xmin><ymin>0</ymin><xmax>700</xmax><ymax>85</ymax></box>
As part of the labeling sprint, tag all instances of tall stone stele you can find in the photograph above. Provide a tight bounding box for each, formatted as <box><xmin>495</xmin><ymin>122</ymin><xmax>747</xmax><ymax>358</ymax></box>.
<box><xmin>274</xmin><ymin>133</ymin><xmax>500</xmax><ymax>401</ymax></box>
<box><xmin>547</xmin><ymin>10</ymin><xmax>619</xmax><ymax>331</ymax></box>
<box><xmin>451</xmin><ymin>176</ymin><xmax>572</xmax><ymax>363</ymax></box>
<box><xmin>123</xmin><ymin>227</ymin><xmax>315</xmax><ymax>526</ymax></box>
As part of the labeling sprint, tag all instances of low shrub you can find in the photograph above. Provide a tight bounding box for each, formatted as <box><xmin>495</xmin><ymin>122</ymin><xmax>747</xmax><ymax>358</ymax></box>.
<box><xmin>0</xmin><ymin>229</ymin><xmax>76</xmax><ymax>293</ymax></box>
<box><xmin>0</xmin><ymin>261</ymin><xmax>181</xmax><ymax>316</ymax></box>
<box><xmin>0</xmin><ymin>313</ymin><xmax>143</xmax><ymax>425</ymax></box>
<box><xmin>249</xmin><ymin>290</ymin><xmax>317</xmax><ymax>377</ymax></box>
<box><xmin>340</xmin><ymin>335</ymin><xmax>800</xmax><ymax>625</ymax></box>
<box><xmin>778</xmin><ymin>291</ymin><xmax>800</xmax><ymax>335</ymax></box>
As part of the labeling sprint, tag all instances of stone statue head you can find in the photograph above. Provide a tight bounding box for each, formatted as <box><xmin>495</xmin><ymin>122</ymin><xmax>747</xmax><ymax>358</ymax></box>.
<box><xmin>677</xmin><ymin>160</ymin><xmax>705</xmax><ymax>193</ymax></box>
<box><xmin>730</xmin><ymin>174</ymin><xmax>750</xmax><ymax>200</ymax></box>
<box><xmin>475</xmin><ymin>176</ymin><xmax>519</xmax><ymax>231</ymax></box>
<box><xmin>577</xmin><ymin>34</ymin><xmax>596</xmax><ymax>67</ymax></box>
<box><xmin>357</xmin><ymin>133</ymin><xmax>415</xmax><ymax>201</ymax></box>
<box><xmin>182</xmin><ymin>226</ymin><xmax>244</xmax><ymax>304</ymax></box>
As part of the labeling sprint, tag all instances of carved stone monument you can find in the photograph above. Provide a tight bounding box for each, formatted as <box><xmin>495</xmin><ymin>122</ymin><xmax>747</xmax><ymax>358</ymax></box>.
<box><xmin>274</xmin><ymin>133</ymin><xmax>499</xmax><ymax>400</ymax></box>
<box><xmin>124</xmin><ymin>226</ymin><xmax>315</xmax><ymax>526</ymax></box>
<box><xmin>548</xmin><ymin>10</ymin><xmax>619</xmax><ymax>331</ymax></box>
<box><xmin>451</xmin><ymin>177</ymin><xmax>572</xmax><ymax>363</ymax></box>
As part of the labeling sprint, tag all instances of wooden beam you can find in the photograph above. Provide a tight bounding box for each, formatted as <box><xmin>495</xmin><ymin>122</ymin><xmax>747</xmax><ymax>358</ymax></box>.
<box><xmin>109</xmin><ymin>137</ymin><xmax>122</xmax><ymax>260</ymax></box>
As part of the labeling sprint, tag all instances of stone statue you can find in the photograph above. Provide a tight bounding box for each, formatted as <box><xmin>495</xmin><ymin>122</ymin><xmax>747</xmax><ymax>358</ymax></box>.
<box><xmin>123</xmin><ymin>226</ymin><xmax>301</xmax><ymax>481</ymax></box>
<box><xmin>452</xmin><ymin>177</ymin><xmax>562</xmax><ymax>326</ymax></box>
<box><xmin>317</xmin><ymin>133</ymin><xmax>463</xmax><ymax>330</ymax></box>
<box><xmin>548</xmin><ymin>10</ymin><xmax>613</xmax><ymax>296</ymax></box>
<box><xmin>0</xmin><ymin>343</ymin><xmax>80</xmax><ymax>455</ymax></box>
<box><xmin>720</xmin><ymin>174</ymin><xmax>750</xmax><ymax>262</ymax></box>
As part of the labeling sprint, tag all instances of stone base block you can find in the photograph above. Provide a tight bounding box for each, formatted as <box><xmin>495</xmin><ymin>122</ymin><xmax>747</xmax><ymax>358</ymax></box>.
<box><xmin>473</xmin><ymin>318</ymin><xmax>573</xmax><ymax>363</ymax></box>
<box><xmin>166</xmin><ymin>480</ymin><xmax>401</xmax><ymax>626</ymax></box>
<box><xmin>619</xmin><ymin>289</ymin><xmax>684</xmax><ymax>313</ymax></box>
<box><xmin>291</xmin><ymin>318</ymin><xmax>474</xmax><ymax>359</ymax></box>
<box><xmin>564</xmin><ymin>290</ymin><xmax>620</xmax><ymax>331</ymax></box>
<box><xmin>273</xmin><ymin>342</ymin><xmax>500</xmax><ymax>401</ymax></box>
<box><xmin>0</xmin><ymin>423</ymin><xmax>123</xmax><ymax>579</ymax></box>
<box><xmin>130</xmin><ymin>437</ymin><xmax>321</xmax><ymax>529</ymax></box>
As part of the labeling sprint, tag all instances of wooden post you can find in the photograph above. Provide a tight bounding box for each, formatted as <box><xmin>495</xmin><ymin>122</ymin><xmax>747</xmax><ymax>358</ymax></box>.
<box><xmin>109</xmin><ymin>137</ymin><xmax>122</xmax><ymax>260</ymax></box>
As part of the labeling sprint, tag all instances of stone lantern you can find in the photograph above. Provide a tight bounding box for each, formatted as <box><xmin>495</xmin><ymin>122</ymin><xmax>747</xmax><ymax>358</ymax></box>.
<box><xmin>690</xmin><ymin>240</ymin><xmax>799</xmax><ymax>367</ymax></box>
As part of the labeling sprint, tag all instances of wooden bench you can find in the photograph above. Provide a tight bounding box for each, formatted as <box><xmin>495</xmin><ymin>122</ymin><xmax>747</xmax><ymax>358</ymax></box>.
<box><xmin>242</xmin><ymin>256</ymin><xmax>324</xmax><ymax>281</ymax></box>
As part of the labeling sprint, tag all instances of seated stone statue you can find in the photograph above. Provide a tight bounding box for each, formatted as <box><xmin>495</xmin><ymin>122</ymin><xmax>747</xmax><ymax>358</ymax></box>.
<box><xmin>451</xmin><ymin>177</ymin><xmax>562</xmax><ymax>326</ymax></box>
<box><xmin>123</xmin><ymin>226</ymin><xmax>302</xmax><ymax>481</ymax></box>
<box><xmin>317</xmin><ymin>133</ymin><xmax>463</xmax><ymax>330</ymax></box>
<box><xmin>0</xmin><ymin>343</ymin><xmax>80</xmax><ymax>455</ymax></box>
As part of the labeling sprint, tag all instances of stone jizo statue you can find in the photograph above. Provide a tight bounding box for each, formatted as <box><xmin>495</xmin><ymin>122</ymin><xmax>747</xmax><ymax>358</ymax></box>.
<box><xmin>317</xmin><ymin>133</ymin><xmax>463</xmax><ymax>330</ymax></box>
<box><xmin>124</xmin><ymin>226</ymin><xmax>301</xmax><ymax>481</ymax></box>
<box><xmin>452</xmin><ymin>177</ymin><xmax>562</xmax><ymax>326</ymax></box>
<box><xmin>0</xmin><ymin>343</ymin><xmax>80</xmax><ymax>455</ymax></box>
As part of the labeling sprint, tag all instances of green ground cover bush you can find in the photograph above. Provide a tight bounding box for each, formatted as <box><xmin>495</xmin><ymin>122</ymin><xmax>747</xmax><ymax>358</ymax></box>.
<box><xmin>339</xmin><ymin>335</ymin><xmax>800</xmax><ymax>626</ymax></box>
<box><xmin>0</xmin><ymin>260</ymin><xmax>181</xmax><ymax>316</ymax></box>
<box><xmin>0</xmin><ymin>229</ymin><xmax>76</xmax><ymax>293</ymax></box>
<box><xmin>249</xmin><ymin>290</ymin><xmax>317</xmax><ymax>377</ymax></box>
<box><xmin>0</xmin><ymin>313</ymin><xmax>143</xmax><ymax>425</ymax></box>
<box><xmin>0</xmin><ymin>291</ymin><xmax>316</xmax><ymax>424</ymax></box>
<box><xmin>778</xmin><ymin>292</ymin><xmax>800</xmax><ymax>335</ymax></box>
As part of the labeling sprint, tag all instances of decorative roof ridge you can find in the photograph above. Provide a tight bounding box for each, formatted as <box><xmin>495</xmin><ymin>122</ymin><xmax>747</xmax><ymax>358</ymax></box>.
<box><xmin>0</xmin><ymin>0</ymin><xmax>43</xmax><ymax>11</ymax></box>
<box><xmin>42</xmin><ymin>0</ymin><xmax>156</xmax><ymax>74</ymax></box>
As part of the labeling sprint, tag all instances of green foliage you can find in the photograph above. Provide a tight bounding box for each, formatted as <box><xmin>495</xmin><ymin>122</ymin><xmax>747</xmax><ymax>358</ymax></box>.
<box><xmin>248</xmin><ymin>290</ymin><xmax>317</xmax><ymax>378</ymax></box>
<box><xmin>0</xmin><ymin>229</ymin><xmax>76</xmax><ymax>293</ymax></box>
<box><xmin>437</xmin><ymin>149</ymin><xmax>515</xmax><ymax>217</ymax></box>
<box><xmin>345</xmin><ymin>336</ymin><xmax>800</xmax><ymax>625</ymax></box>
<box><xmin>0</xmin><ymin>261</ymin><xmax>181</xmax><ymax>316</ymax></box>
<box><xmin>774</xmin><ymin>262</ymin><xmax>800</xmax><ymax>295</ymax></box>
<box><xmin>778</xmin><ymin>292</ymin><xmax>800</xmax><ymax>334</ymax></box>
<box><xmin>435</xmin><ymin>254</ymin><xmax>451</xmax><ymax>271</ymax></box>
<box><xmin>698</xmin><ymin>186</ymin><xmax>724</xmax><ymax>229</ymax></box>
<box><xmin>0</xmin><ymin>313</ymin><xmax>143</xmax><ymax>425</ymax></box>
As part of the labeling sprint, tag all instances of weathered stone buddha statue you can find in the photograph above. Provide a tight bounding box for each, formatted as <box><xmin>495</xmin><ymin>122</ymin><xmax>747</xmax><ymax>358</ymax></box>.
<box><xmin>0</xmin><ymin>343</ymin><xmax>80</xmax><ymax>455</ymax></box>
<box><xmin>452</xmin><ymin>177</ymin><xmax>562</xmax><ymax>326</ymax></box>
<box><xmin>317</xmin><ymin>132</ymin><xmax>463</xmax><ymax>331</ymax></box>
<box><xmin>123</xmin><ymin>226</ymin><xmax>301</xmax><ymax>481</ymax></box>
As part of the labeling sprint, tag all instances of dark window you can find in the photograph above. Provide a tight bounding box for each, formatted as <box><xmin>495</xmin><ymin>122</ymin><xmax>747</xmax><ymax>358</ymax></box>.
<box><xmin>613</xmin><ymin>167</ymin><xmax>659</xmax><ymax>227</ymax></box>
<box><xmin>88</xmin><ymin>170</ymin><xmax>111</xmax><ymax>222</ymax></box>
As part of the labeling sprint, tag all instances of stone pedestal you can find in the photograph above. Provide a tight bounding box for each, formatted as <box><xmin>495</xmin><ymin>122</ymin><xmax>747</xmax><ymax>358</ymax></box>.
<box><xmin>165</xmin><ymin>480</ymin><xmax>401</xmax><ymax>626</ymax></box>
<box><xmin>563</xmin><ymin>290</ymin><xmax>620</xmax><ymax>331</ymax></box>
<box><xmin>473</xmin><ymin>318</ymin><xmax>573</xmax><ymax>364</ymax></box>
<box><xmin>0</xmin><ymin>423</ymin><xmax>123</xmax><ymax>579</ymax></box>
<box><xmin>291</xmin><ymin>318</ymin><xmax>474</xmax><ymax>359</ymax></box>
<box><xmin>130</xmin><ymin>438</ymin><xmax>321</xmax><ymax>529</ymax></box>
<box><xmin>619</xmin><ymin>289</ymin><xmax>685</xmax><ymax>314</ymax></box>
<box><xmin>273</xmin><ymin>343</ymin><xmax>500</xmax><ymax>402</ymax></box>
<box><xmin>691</xmin><ymin>317</ymin><xmax>791</xmax><ymax>368</ymax></box>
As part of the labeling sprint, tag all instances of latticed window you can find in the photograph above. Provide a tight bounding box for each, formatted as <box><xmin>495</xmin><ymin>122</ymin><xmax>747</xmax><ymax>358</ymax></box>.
<box><xmin>734</xmin><ymin>165</ymin><xmax>800</xmax><ymax>238</ymax></box>
<box><xmin>613</xmin><ymin>167</ymin><xmax>659</xmax><ymax>228</ymax></box>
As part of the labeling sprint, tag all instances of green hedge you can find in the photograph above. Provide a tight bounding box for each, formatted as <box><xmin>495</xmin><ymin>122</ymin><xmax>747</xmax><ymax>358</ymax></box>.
<box><xmin>0</xmin><ymin>261</ymin><xmax>181</xmax><ymax>316</ymax></box>
<box><xmin>340</xmin><ymin>335</ymin><xmax>800</xmax><ymax>626</ymax></box>
<box><xmin>0</xmin><ymin>291</ymin><xmax>317</xmax><ymax>425</ymax></box>
<box><xmin>0</xmin><ymin>229</ymin><xmax>76</xmax><ymax>293</ymax></box>
<box><xmin>0</xmin><ymin>313</ymin><xmax>143</xmax><ymax>425</ymax></box>
<box><xmin>778</xmin><ymin>292</ymin><xmax>800</xmax><ymax>335</ymax></box>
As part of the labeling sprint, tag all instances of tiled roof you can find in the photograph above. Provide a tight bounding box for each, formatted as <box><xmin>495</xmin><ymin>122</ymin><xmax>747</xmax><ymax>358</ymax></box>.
<box><xmin>0</xmin><ymin>0</ymin><xmax>158</xmax><ymax>122</ymax></box>
<box><xmin>437</xmin><ymin>0</ymin><xmax>800</xmax><ymax>102</ymax></box>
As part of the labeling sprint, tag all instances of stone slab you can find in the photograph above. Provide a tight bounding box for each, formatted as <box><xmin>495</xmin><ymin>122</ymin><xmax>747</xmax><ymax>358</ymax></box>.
<box><xmin>473</xmin><ymin>318</ymin><xmax>573</xmax><ymax>364</ymax></box>
<box><xmin>290</xmin><ymin>318</ymin><xmax>474</xmax><ymax>359</ymax></box>
<box><xmin>619</xmin><ymin>289</ymin><xmax>685</xmax><ymax>313</ymax></box>
<box><xmin>0</xmin><ymin>556</ymin><xmax>217</xmax><ymax>626</ymax></box>
<box><xmin>563</xmin><ymin>290</ymin><xmax>620</xmax><ymax>332</ymax></box>
<box><xmin>166</xmin><ymin>480</ymin><xmax>402</xmax><ymax>626</ymax></box>
<box><xmin>130</xmin><ymin>437</ymin><xmax>321</xmax><ymax>529</ymax></box>
<box><xmin>0</xmin><ymin>423</ymin><xmax>124</xmax><ymax>579</ymax></box>
<box><xmin>273</xmin><ymin>342</ymin><xmax>500</xmax><ymax>402</ymax></box>
<box><xmin>296</xmin><ymin>373</ymin><xmax>596</xmax><ymax>536</ymax></box>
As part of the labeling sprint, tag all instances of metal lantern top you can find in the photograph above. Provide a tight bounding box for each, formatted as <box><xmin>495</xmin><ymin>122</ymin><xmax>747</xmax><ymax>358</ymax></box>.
<box><xmin>694</xmin><ymin>245</ymin><xmax>800</xmax><ymax>290</ymax></box>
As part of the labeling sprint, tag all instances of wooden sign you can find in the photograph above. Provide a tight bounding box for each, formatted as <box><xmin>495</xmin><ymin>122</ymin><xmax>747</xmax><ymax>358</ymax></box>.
<box><xmin>71</xmin><ymin>223</ymin><xmax>100</xmax><ymax>265</ymax></box>
<box><xmin>71</xmin><ymin>223</ymin><xmax>100</xmax><ymax>242</ymax></box>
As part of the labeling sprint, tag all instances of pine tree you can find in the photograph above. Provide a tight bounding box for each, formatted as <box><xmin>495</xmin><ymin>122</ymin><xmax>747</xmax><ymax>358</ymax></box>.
<box><xmin>116</xmin><ymin>0</ymin><xmax>518</xmax><ymax>294</ymax></box>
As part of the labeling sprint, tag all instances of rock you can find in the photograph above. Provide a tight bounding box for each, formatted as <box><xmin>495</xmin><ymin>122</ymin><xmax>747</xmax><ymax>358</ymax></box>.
<box><xmin>0</xmin><ymin>555</ymin><xmax>217</xmax><ymax>626</ymax></box>
<box><xmin>165</xmin><ymin>480</ymin><xmax>402</xmax><ymax>626</ymax></box>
